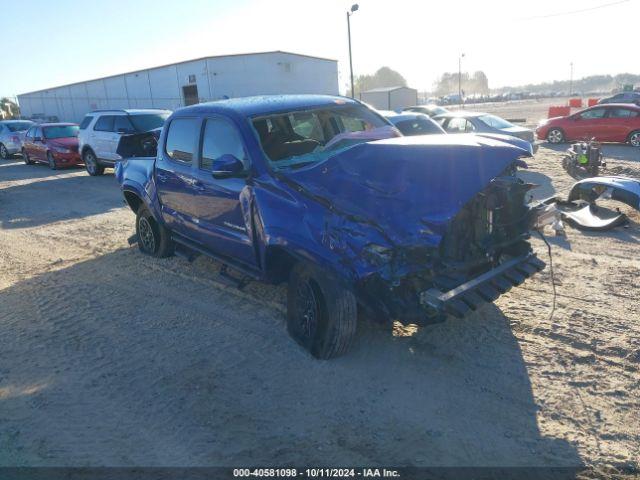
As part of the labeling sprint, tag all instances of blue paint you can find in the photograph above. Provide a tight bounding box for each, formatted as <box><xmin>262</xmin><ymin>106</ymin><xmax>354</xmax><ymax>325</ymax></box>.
<box><xmin>116</xmin><ymin>95</ymin><xmax>534</xmax><ymax>321</ymax></box>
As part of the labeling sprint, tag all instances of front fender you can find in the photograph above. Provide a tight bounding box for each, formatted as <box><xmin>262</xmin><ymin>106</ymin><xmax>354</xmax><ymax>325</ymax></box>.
<box><xmin>247</xmin><ymin>181</ymin><xmax>358</xmax><ymax>284</ymax></box>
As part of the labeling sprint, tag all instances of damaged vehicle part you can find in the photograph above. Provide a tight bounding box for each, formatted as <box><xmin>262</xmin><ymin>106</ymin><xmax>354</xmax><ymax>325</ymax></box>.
<box><xmin>535</xmin><ymin>198</ymin><xmax>628</xmax><ymax>232</ymax></box>
<box><xmin>116</xmin><ymin>95</ymin><xmax>545</xmax><ymax>359</ymax></box>
<box><xmin>568</xmin><ymin>176</ymin><xmax>640</xmax><ymax>211</ymax></box>
<box><xmin>534</xmin><ymin>176</ymin><xmax>640</xmax><ymax>232</ymax></box>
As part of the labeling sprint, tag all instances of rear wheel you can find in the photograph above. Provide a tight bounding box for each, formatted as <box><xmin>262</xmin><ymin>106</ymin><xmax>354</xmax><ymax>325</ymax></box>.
<box><xmin>628</xmin><ymin>130</ymin><xmax>640</xmax><ymax>147</ymax></box>
<box><xmin>0</xmin><ymin>143</ymin><xmax>8</xmax><ymax>159</ymax></box>
<box><xmin>83</xmin><ymin>149</ymin><xmax>104</xmax><ymax>176</ymax></box>
<box><xmin>135</xmin><ymin>206</ymin><xmax>174</xmax><ymax>257</ymax></box>
<box><xmin>287</xmin><ymin>262</ymin><xmax>357</xmax><ymax>359</ymax></box>
<box><xmin>47</xmin><ymin>152</ymin><xmax>57</xmax><ymax>170</ymax></box>
<box><xmin>22</xmin><ymin>149</ymin><xmax>33</xmax><ymax>165</ymax></box>
<box><xmin>547</xmin><ymin>128</ymin><xmax>565</xmax><ymax>144</ymax></box>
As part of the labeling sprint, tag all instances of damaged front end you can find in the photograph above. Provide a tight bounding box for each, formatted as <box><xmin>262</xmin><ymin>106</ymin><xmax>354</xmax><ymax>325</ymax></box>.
<box><xmin>281</xmin><ymin>136</ymin><xmax>547</xmax><ymax>325</ymax></box>
<box><xmin>355</xmin><ymin>168</ymin><xmax>545</xmax><ymax>324</ymax></box>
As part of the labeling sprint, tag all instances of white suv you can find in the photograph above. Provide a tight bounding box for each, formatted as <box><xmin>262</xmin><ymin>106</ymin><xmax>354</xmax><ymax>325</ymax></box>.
<box><xmin>78</xmin><ymin>109</ymin><xmax>170</xmax><ymax>175</ymax></box>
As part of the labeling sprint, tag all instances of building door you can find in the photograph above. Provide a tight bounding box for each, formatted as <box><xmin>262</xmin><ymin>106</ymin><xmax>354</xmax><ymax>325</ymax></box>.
<box><xmin>182</xmin><ymin>85</ymin><xmax>199</xmax><ymax>106</ymax></box>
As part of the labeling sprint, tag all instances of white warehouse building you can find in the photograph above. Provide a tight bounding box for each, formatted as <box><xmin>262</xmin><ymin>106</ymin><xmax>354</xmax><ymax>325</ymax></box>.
<box><xmin>17</xmin><ymin>51</ymin><xmax>339</xmax><ymax>122</ymax></box>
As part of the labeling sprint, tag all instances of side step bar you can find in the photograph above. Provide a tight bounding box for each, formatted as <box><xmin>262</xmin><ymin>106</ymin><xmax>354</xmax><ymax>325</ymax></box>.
<box><xmin>419</xmin><ymin>254</ymin><xmax>546</xmax><ymax>318</ymax></box>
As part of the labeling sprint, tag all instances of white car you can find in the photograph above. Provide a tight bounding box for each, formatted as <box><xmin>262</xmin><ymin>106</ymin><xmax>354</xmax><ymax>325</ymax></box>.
<box><xmin>0</xmin><ymin>120</ymin><xmax>35</xmax><ymax>159</ymax></box>
<box><xmin>78</xmin><ymin>109</ymin><xmax>170</xmax><ymax>175</ymax></box>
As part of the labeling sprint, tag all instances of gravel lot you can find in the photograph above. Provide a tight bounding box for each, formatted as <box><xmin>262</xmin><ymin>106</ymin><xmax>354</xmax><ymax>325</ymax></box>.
<box><xmin>0</xmin><ymin>99</ymin><xmax>639</xmax><ymax>476</ymax></box>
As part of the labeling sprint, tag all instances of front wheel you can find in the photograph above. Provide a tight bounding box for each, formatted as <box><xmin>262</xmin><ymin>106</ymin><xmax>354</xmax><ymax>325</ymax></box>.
<box><xmin>287</xmin><ymin>262</ymin><xmax>357</xmax><ymax>359</ymax></box>
<box><xmin>0</xmin><ymin>143</ymin><xmax>8</xmax><ymax>159</ymax></box>
<box><xmin>22</xmin><ymin>149</ymin><xmax>33</xmax><ymax>165</ymax></box>
<box><xmin>47</xmin><ymin>152</ymin><xmax>57</xmax><ymax>170</ymax></box>
<box><xmin>628</xmin><ymin>130</ymin><xmax>640</xmax><ymax>147</ymax></box>
<box><xmin>83</xmin><ymin>150</ymin><xmax>104</xmax><ymax>176</ymax></box>
<box><xmin>547</xmin><ymin>128</ymin><xmax>565</xmax><ymax>144</ymax></box>
<box><xmin>135</xmin><ymin>206</ymin><xmax>174</xmax><ymax>257</ymax></box>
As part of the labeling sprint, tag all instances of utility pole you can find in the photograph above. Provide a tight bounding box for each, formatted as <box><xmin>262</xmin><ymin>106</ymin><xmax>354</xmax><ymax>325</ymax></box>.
<box><xmin>569</xmin><ymin>62</ymin><xmax>574</xmax><ymax>96</ymax></box>
<box><xmin>347</xmin><ymin>4</ymin><xmax>359</xmax><ymax>98</ymax></box>
<box><xmin>458</xmin><ymin>53</ymin><xmax>465</xmax><ymax>105</ymax></box>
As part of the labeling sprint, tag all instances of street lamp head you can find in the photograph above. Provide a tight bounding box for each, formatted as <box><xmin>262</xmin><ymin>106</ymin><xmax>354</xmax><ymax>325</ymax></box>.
<box><xmin>461</xmin><ymin>53</ymin><xmax>466</xmax><ymax>58</ymax></box>
<box><xmin>351</xmin><ymin>4</ymin><xmax>359</xmax><ymax>12</ymax></box>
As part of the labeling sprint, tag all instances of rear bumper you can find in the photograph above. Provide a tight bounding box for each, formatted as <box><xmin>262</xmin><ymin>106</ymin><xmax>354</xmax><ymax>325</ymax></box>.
<box><xmin>5</xmin><ymin>142</ymin><xmax>21</xmax><ymax>154</ymax></box>
<box><xmin>419</xmin><ymin>253</ymin><xmax>545</xmax><ymax>319</ymax></box>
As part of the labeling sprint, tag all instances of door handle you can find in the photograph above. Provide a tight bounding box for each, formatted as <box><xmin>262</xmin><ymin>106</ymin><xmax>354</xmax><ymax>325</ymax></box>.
<box><xmin>156</xmin><ymin>173</ymin><xmax>169</xmax><ymax>182</ymax></box>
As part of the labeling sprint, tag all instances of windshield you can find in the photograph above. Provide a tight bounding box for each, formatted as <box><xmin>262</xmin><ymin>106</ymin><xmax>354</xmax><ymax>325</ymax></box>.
<box><xmin>478</xmin><ymin>114</ymin><xmax>514</xmax><ymax>129</ymax></box>
<box><xmin>43</xmin><ymin>125</ymin><xmax>79</xmax><ymax>139</ymax></box>
<box><xmin>129</xmin><ymin>113</ymin><xmax>170</xmax><ymax>132</ymax></box>
<box><xmin>252</xmin><ymin>104</ymin><xmax>395</xmax><ymax>170</ymax></box>
<box><xmin>6</xmin><ymin>121</ymin><xmax>33</xmax><ymax>132</ymax></box>
<box><xmin>393</xmin><ymin>117</ymin><xmax>445</xmax><ymax>136</ymax></box>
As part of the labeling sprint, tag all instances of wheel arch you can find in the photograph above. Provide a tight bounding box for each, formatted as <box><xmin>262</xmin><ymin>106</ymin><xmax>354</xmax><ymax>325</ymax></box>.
<box><xmin>626</xmin><ymin>129</ymin><xmax>640</xmax><ymax>145</ymax></box>
<box><xmin>123</xmin><ymin>189</ymin><xmax>144</xmax><ymax>213</ymax></box>
<box><xmin>547</xmin><ymin>126</ymin><xmax>566</xmax><ymax>139</ymax></box>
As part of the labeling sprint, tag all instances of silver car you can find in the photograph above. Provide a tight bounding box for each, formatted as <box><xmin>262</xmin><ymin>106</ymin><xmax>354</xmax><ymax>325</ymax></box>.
<box><xmin>433</xmin><ymin>111</ymin><xmax>538</xmax><ymax>153</ymax></box>
<box><xmin>0</xmin><ymin>120</ymin><xmax>35</xmax><ymax>159</ymax></box>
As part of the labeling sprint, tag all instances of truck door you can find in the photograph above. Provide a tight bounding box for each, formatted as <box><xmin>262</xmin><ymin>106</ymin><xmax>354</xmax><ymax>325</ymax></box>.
<box><xmin>155</xmin><ymin>117</ymin><xmax>202</xmax><ymax>237</ymax></box>
<box><xmin>188</xmin><ymin>116</ymin><xmax>257</xmax><ymax>268</ymax></box>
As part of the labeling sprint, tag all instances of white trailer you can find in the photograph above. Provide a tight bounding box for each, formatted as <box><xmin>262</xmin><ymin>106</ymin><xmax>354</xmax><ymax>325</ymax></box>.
<box><xmin>17</xmin><ymin>51</ymin><xmax>339</xmax><ymax>122</ymax></box>
<box><xmin>360</xmin><ymin>86</ymin><xmax>418</xmax><ymax>111</ymax></box>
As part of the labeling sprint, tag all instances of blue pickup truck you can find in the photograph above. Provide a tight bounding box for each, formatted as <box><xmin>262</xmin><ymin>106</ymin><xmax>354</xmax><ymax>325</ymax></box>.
<box><xmin>115</xmin><ymin>95</ymin><xmax>544</xmax><ymax>359</ymax></box>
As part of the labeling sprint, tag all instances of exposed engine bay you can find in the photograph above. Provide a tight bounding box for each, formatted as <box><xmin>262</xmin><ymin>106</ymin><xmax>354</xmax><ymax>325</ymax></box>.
<box><xmin>358</xmin><ymin>166</ymin><xmax>545</xmax><ymax>325</ymax></box>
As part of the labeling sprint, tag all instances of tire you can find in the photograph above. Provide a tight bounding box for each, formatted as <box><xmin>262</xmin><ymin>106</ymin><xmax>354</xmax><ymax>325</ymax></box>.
<box><xmin>135</xmin><ymin>206</ymin><xmax>174</xmax><ymax>257</ymax></box>
<box><xmin>628</xmin><ymin>130</ymin><xmax>640</xmax><ymax>147</ymax></box>
<box><xmin>287</xmin><ymin>262</ymin><xmax>357</xmax><ymax>359</ymax></box>
<box><xmin>22</xmin><ymin>149</ymin><xmax>33</xmax><ymax>165</ymax></box>
<box><xmin>83</xmin><ymin>149</ymin><xmax>104</xmax><ymax>176</ymax></box>
<box><xmin>47</xmin><ymin>151</ymin><xmax>57</xmax><ymax>170</ymax></box>
<box><xmin>0</xmin><ymin>143</ymin><xmax>8</xmax><ymax>159</ymax></box>
<box><xmin>547</xmin><ymin>128</ymin><xmax>565</xmax><ymax>144</ymax></box>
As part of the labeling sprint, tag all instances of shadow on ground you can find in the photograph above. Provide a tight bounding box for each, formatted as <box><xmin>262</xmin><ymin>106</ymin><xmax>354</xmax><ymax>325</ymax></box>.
<box><xmin>0</xmin><ymin>161</ymin><xmax>121</xmax><ymax>229</ymax></box>
<box><xmin>0</xmin><ymin>248</ymin><xmax>582</xmax><ymax>470</ymax></box>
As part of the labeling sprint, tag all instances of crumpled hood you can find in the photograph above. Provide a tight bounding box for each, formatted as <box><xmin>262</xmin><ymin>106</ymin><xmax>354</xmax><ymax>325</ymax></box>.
<box><xmin>285</xmin><ymin>134</ymin><xmax>530</xmax><ymax>247</ymax></box>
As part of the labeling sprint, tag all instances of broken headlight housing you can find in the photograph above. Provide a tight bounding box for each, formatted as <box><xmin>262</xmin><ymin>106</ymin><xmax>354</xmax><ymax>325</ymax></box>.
<box><xmin>362</xmin><ymin>243</ymin><xmax>393</xmax><ymax>267</ymax></box>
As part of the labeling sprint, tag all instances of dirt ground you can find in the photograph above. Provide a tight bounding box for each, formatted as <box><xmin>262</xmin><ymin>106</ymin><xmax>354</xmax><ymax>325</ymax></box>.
<box><xmin>0</xmin><ymin>99</ymin><xmax>639</xmax><ymax>475</ymax></box>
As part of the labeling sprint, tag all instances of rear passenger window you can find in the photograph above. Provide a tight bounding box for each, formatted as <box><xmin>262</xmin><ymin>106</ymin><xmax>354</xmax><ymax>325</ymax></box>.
<box><xmin>114</xmin><ymin>116</ymin><xmax>135</xmax><ymax>133</ymax></box>
<box><xmin>79</xmin><ymin>116</ymin><xmax>93</xmax><ymax>130</ymax></box>
<box><xmin>94</xmin><ymin>115</ymin><xmax>115</xmax><ymax>132</ymax></box>
<box><xmin>165</xmin><ymin>118</ymin><xmax>199</xmax><ymax>163</ymax></box>
<box><xmin>200</xmin><ymin>118</ymin><xmax>248</xmax><ymax>171</ymax></box>
<box><xmin>610</xmin><ymin>108</ymin><xmax>638</xmax><ymax>118</ymax></box>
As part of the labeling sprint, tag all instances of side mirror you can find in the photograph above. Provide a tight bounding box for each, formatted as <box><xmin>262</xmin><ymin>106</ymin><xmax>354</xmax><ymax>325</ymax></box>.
<box><xmin>212</xmin><ymin>154</ymin><xmax>246</xmax><ymax>179</ymax></box>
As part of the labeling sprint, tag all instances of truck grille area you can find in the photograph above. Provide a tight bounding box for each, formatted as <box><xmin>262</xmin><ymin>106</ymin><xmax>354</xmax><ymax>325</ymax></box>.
<box><xmin>439</xmin><ymin>173</ymin><xmax>536</xmax><ymax>266</ymax></box>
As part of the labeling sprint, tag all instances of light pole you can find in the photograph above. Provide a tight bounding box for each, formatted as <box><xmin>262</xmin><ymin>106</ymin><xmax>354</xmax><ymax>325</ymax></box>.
<box><xmin>347</xmin><ymin>4</ymin><xmax>359</xmax><ymax>98</ymax></box>
<box><xmin>569</xmin><ymin>62</ymin><xmax>574</xmax><ymax>96</ymax></box>
<box><xmin>458</xmin><ymin>53</ymin><xmax>465</xmax><ymax>105</ymax></box>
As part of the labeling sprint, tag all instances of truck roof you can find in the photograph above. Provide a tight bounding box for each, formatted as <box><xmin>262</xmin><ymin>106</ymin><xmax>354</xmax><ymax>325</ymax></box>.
<box><xmin>177</xmin><ymin>95</ymin><xmax>360</xmax><ymax>117</ymax></box>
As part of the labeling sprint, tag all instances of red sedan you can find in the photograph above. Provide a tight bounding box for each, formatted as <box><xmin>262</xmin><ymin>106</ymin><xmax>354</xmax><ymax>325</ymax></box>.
<box><xmin>536</xmin><ymin>104</ymin><xmax>640</xmax><ymax>147</ymax></box>
<box><xmin>22</xmin><ymin>123</ymin><xmax>82</xmax><ymax>169</ymax></box>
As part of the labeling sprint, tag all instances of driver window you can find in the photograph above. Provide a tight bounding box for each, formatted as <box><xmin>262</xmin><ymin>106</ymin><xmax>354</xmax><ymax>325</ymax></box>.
<box><xmin>580</xmin><ymin>108</ymin><xmax>606</xmax><ymax>120</ymax></box>
<box><xmin>200</xmin><ymin>118</ymin><xmax>248</xmax><ymax>171</ymax></box>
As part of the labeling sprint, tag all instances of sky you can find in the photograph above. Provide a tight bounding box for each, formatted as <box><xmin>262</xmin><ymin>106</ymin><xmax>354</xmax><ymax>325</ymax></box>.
<box><xmin>1</xmin><ymin>0</ymin><xmax>638</xmax><ymax>99</ymax></box>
